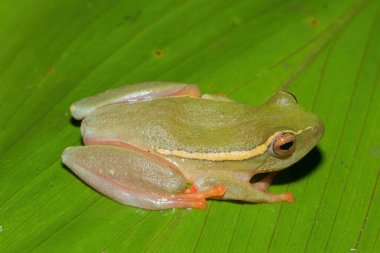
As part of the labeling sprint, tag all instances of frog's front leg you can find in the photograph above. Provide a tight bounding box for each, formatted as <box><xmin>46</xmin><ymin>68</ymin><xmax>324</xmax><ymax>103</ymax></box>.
<box><xmin>61</xmin><ymin>145</ymin><xmax>225</xmax><ymax>210</ymax></box>
<box><xmin>194</xmin><ymin>174</ymin><xmax>294</xmax><ymax>203</ymax></box>
<box><xmin>71</xmin><ymin>82</ymin><xmax>201</xmax><ymax>120</ymax></box>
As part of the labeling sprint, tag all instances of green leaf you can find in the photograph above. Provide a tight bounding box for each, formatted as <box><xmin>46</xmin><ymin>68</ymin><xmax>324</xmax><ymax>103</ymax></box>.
<box><xmin>1</xmin><ymin>0</ymin><xmax>379</xmax><ymax>252</ymax></box>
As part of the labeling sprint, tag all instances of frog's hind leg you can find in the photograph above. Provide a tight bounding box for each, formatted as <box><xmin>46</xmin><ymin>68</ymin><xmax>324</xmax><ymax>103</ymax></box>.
<box><xmin>71</xmin><ymin>82</ymin><xmax>201</xmax><ymax>120</ymax></box>
<box><xmin>61</xmin><ymin>145</ymin><xmax>224</xmax><ymax>210</ymax></box>
<box><xmin>251</xmin><ymin>172</ymin><xmax>295</xmax><ymax>202</ymax></box>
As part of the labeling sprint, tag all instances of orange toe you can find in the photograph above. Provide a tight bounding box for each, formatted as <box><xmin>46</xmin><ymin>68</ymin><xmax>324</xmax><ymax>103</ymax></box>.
<box><xmin>204</xmin><ymin>184</ymin><xmax>226</xmax><ymax>198</ymax></box>
<box><xmin>184</xmin><ymin>185</ymin><xmax>198</xmax><ymax>194</ymax></box>
<box><xmin>285</xmin><ymin>192</ymin><xmax>295</xmax><ymax>203</ymax></box>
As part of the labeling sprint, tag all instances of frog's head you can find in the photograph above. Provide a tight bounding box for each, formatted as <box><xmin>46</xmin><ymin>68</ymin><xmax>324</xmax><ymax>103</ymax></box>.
<box><xmin>256</xmin><ymin>91</ymin><xmax>324</xmax><ymax>172</ymax></box>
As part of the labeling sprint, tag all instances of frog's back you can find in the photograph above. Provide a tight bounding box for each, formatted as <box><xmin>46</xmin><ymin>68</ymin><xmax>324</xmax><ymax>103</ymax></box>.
<box><xmin>83</xmin><ymin>97</ymin><xmax>280</xmax><ymax>154</ymax></box>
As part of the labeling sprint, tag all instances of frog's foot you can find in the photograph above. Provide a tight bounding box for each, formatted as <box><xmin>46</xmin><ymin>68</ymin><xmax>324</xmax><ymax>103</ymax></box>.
<box><xmin>125</xmin><ymin>184</ymin><xmax>225</xmax><ymax>210</ymax></box>
<box><xmin>195</xmin><ymin>174</ymin><xmax>294</xmax><ymax>204</ymax></box>
<box><xmin>255</xmin><ymin>191</ymin><xmax>295</xmax><ymax>203</ymax></box>
<box><xmin>252</xmin><ymin>172</ymin><xmax>295</xmax><ymax>203</ymax></box>
<box><xmin>167</xmin><ymin>184</ymin><xmax>226</xmax><ymax>209</ymax></box>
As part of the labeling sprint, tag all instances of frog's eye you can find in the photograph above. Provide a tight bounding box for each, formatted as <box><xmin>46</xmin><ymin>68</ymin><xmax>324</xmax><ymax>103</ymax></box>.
<box><xmin>269</xmin><ymin>132</ymin><xmax>296</xmax><ymax>158</ymax></box>
<box><xmin>284</xmin><ymin>92</ymin><xmax>298</xmax><ymax>104</ymax></box>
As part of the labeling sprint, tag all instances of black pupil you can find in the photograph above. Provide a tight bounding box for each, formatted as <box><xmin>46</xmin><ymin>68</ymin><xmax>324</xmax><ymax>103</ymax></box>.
<box><xmin>280</xmin><ymin>142</ymin><xmax>293</xmax><ymax>150</ymax></box>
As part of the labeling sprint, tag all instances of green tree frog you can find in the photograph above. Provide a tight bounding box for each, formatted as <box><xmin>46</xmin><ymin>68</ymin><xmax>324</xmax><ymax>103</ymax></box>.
<box><xmin>62</xmin><ymin>82</ymin><xmax>324</xmax><ymax>210</ymax></box>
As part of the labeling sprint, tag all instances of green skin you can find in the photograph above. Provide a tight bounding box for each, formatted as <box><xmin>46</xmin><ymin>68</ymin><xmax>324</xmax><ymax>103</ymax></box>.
<box><xmin>62</xmin><ymin>82</ymin><xmax>324</xmax><ymax>210</ymax></box>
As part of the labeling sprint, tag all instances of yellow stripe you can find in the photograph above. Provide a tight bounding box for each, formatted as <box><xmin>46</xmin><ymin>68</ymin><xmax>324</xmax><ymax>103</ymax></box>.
<box><xmin>156</xmin><ymin>127</ymin><xmax>311</xmax><ymax>161</ymax></box>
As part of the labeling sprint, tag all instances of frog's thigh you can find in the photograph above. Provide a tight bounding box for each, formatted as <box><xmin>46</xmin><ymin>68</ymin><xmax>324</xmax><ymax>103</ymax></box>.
<box><xmin>195</xmin><ymin>174</ymin><xmax>293</xmax><ymax>203</ymax></box>
<box><xmin>62</xmin><ymin>145</ymin><xmax>195</xmax><ymax>210</ymax></box>
<box><xmin>71</xmin><ymin>82</ymin><xmax>201</xmax><ymax>120</ymax></box>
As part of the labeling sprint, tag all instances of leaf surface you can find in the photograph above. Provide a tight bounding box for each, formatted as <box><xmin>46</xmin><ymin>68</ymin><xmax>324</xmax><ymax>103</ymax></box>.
<box><xmin>0</xmin><ymin>0</ymin><xmax>379</xmax><ymax>252</ymax></box>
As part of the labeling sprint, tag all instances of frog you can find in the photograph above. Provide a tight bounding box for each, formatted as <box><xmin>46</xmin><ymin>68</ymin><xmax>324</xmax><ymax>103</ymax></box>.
<box><xmin>61</xmin><ymin>81</ymin><xmax>324</xmax><ymax>210</ymax></box>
